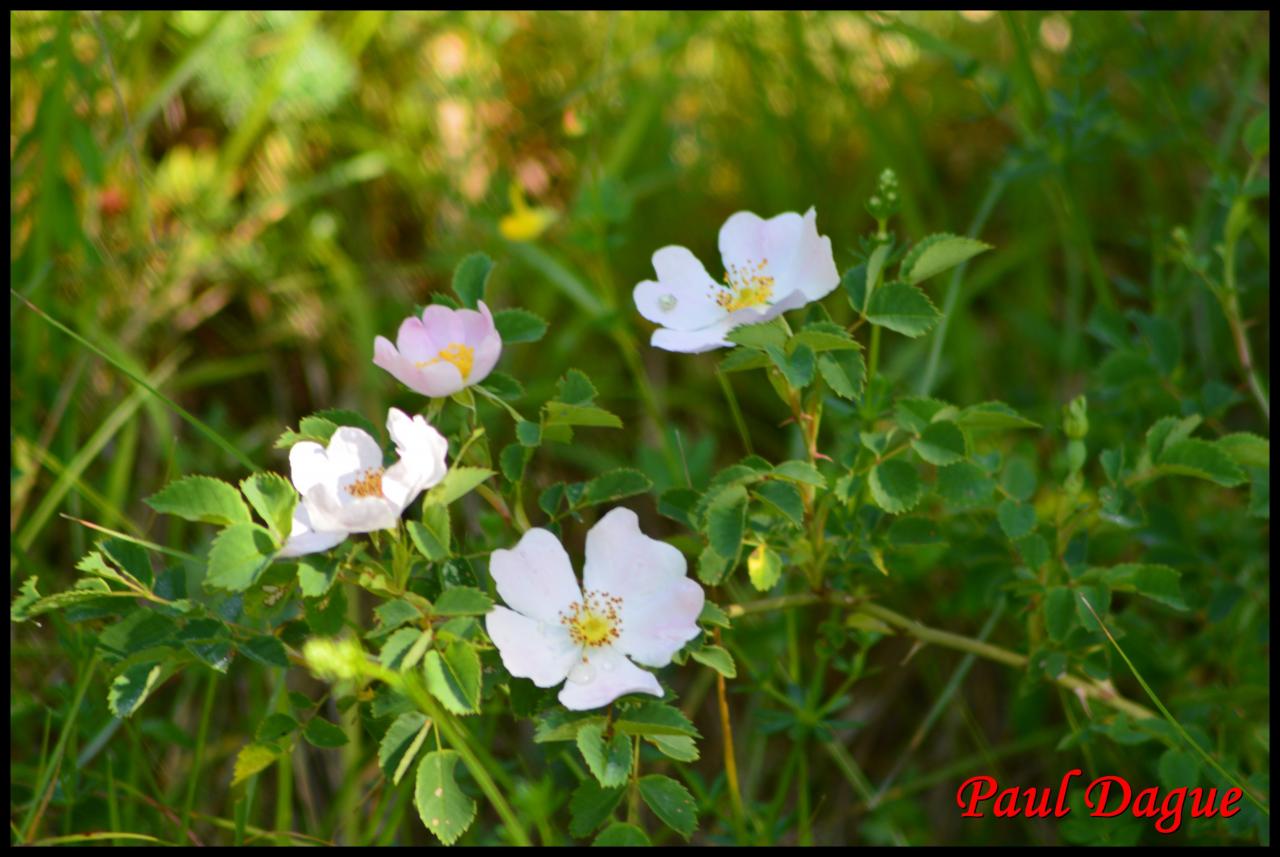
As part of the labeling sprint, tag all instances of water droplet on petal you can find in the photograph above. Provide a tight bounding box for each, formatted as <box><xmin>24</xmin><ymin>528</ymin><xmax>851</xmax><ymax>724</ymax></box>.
<box><xmin>568</xmin><ymin>662</ymin><xmax>595</xmax><ymax>684</ymax></box>
<box><xmin>598</xmin><ymin>657</ymin><xmax>615</xmax><ymax>673</ymax></box>
<box><xmin>658</xmin><ymin>294</ymin><xmax>677</xmax><ymax>312</ymax></box>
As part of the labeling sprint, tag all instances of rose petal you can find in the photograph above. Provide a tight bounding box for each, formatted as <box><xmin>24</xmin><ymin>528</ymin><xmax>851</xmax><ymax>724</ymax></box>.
<box><xmin>485</xmin><ymin>606</ymin><xmax>580</xmax><ymax>688</ymax></box>
<box><xmin>421</xmin><ymin>304</ymin><xmax>466</xmax><ymax>347</ymax></box>
<box><xmin>289</xmin><ymin>441</ymin><xmax>333</xmax><ymax>496</ymax></box>
<box><xmin>583</xmin><ymin>508</ymin><xmax>704</xmax><ymax>667</ymax></box>
<box><xmin>633</xmin><ymin>246</ymin><xmax>726</xmax><ymax>332</ymax></box>
<box><xmin>279</xmin><ymin>503</ymin><xmax>347</xmax><ymax>558</ymax></box>
<box><xmin>777</xmin><ymin>207</ymin><xmax>839</xmax><ymax>302</ymax></box>
<box><xmin>650</xmin><ymin>319</ymin><xmax>736</xmax><ymax>353</ymax></box>
<box><xmin>556</xmin><ymin>647</ymin><xmax>664</xmax><ymax>711</ymax></box>
<box><xmin>489</xmin><ymin>528</ymin><xmax>582</xmax><ymax>624</ymax></box>
<box><xmin>394</xmin><ymin>316</ymin><xmax>438</xmax><ymax>363</ymax></box>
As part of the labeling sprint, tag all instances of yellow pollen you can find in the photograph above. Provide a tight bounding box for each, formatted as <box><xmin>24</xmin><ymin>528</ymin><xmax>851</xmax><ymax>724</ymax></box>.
<box><xmin>713</xmin><ymin>258</ymin><xmax>774</xmax><ymax>311</ymax></box>
<box><xmin>344</xmin><ymin>467</ymin><xmax>385</xmax><ymax>498</ymax></box>
<box><xmin>560</xmin><ymin>590</ymin><xmax>624</xmax><ymax>648</ymax></box>
<box><xmin>415</xmin><ymin>342</ymin><xmax>475</xmax><ymax>379</ymax></box>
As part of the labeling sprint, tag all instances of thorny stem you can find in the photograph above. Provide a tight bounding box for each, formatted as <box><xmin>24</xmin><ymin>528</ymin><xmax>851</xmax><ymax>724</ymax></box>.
<box><xmin>713</xmin><ymin>627</ymin><xmax>747</xmax><ymax>839</ymax></box>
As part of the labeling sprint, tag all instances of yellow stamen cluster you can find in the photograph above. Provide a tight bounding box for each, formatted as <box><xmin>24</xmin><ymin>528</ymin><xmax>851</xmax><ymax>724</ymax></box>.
<box><xmin>713</xmin><ymin>258</ymin><xmax>774</xmax><ymax>312</ymax></box>
<box><xmin>560</xmin><ymin>590</ymin><xmax>624</xmax><ymax>649</ymax></box>
<box><xmin>344</xmin><ymin>467</ymin><xmax>385</xmax><ymax>498</ymax></box>
<box><xmin>415</xmin><ymin>342</ymin><xmax>475</xmax><ymax>380</ymax></box>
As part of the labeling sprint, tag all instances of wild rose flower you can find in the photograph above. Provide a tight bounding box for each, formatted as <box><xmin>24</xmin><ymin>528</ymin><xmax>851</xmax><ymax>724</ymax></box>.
<box><xmin>485</xmin><ymin>508</ymin><xmax>705</xmax><ymax>711</ymax></box>
<box><xmin>373</xmin><ymin>303</ymin><xmax>502</xmax><ymax>397</ymax></box>
<box><xmin>280</xmin><ymin>408</ymin><xmax>449</xmax><ymax>557</ymax></box>
<box><xmin>633</xmin><ymin>207</ymin><xmax>840</xmax><ymax>353</ymax></box>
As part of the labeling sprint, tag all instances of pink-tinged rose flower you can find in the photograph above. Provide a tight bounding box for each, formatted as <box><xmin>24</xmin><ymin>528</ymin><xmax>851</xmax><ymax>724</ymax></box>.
<box><xmin>373</xmin><ymin>302</ymin><xmax>502</xmax><ymax>397</ymax></box>
<box><xmin>485</xmin><ymin>508</ymin><xmax>705</xmax><ymax>711</ymax></box>
<box><xmin>634</xmin><ymin>207</ymin><xmax>840</xmax><ymax>353</ymax></box>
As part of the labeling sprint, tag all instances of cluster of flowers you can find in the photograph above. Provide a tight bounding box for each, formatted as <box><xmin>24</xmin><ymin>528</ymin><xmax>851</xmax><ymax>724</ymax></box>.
<box><xmin>275</xmin><ymin>207</ymin><xmax>839</xmax><ymax>710</ymax></box>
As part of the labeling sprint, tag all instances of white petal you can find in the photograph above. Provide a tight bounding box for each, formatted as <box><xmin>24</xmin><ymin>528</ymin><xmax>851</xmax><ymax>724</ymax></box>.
<box><xmin>650</xmin><ymin>319</ymin><xmax>736</xmax><ymax>353</ymax></box>
<box><xmin>776</xmin><ymin>207</ymin><xmax>839</xmax><ymax>302</ymax></box>
<box><xmin>583</xmin><ymin>508</ymin><xmax>705</xmax><ymax>667</ymax></box>
<box><xmin>557</xmin><ymin>647</ymin><xmax>664</xmax><ymax>711</ymax></box>
<box><xmin>304</xmin><ymin>485</ymin><xmax>399</xmax><ymax>534</ymax></box>
<box><xmin>278</xmin><ymin>503</ymin><xmax>347</xmax><ymax>558</ymax></box>
<box><xmin>289</xmin><ymin>441</ymin><xmax>332</xmax><ymax>496</ymax></box>
<box><xmin>387</xmin><ymin>408</ymin><xmax>449</xmax><ymax>469</ymax></box>
<box><xmin>485</xmin><ymin>606</ymin><xmax>580</xmax><ymax>688</ymax></box>
<box><xmin>633</xmin><ymin>246</ymin><xmax>725</xmax><ymax>332</ymax></box>
<box><xmin>718</xmin><ymin>209</ymin><xmax>801</xmax><ymax>275</ymax></box>
<box><xmin>325</xmin><ymin>426</ymin><xmax>385</xmax><ymax>475</ymax></box>
<box><xmin>489</xmin><ymin>528</ymin><xmax>582</xmax><ymax>625</ymax></box>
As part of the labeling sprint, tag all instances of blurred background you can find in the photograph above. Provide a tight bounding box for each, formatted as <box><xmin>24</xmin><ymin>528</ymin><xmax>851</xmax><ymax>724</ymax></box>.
<box><xmin>10</xmin><ymin>10</ymin><xmax>1270</xmax><ymax>845</ymax></box>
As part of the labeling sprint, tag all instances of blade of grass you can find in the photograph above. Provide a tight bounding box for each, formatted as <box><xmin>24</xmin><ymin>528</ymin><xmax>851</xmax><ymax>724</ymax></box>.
<box><xmin>11</xmin><ymin>289</ymin><xmax>257</xmax><ymax>471</ymax></box>
<box><xmin>1078</xmin><ymin>594</ymin><xmax>1269</xmax><ymax>816</ymax></box>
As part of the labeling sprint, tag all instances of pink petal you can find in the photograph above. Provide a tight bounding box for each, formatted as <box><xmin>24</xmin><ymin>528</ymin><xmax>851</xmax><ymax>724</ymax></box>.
<box><xmin>421</xmin><ymin>304</ymin><xmax>466</xmax><ymax>346</ymax></box>
<box><xmin>394</xmin><ymin>316</ymin><xmax>439</xmax><ymax>363</ymax></box>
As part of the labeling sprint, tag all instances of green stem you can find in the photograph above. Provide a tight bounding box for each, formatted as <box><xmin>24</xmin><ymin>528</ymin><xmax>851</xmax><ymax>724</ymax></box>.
<box><xmin>179</xmin><ymin>670</ymin><xmax>218</xmax><ymax>842</ymax></box>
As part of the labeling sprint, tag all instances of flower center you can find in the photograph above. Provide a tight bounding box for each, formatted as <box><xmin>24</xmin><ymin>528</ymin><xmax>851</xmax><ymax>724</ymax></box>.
<box><xmin>560</xmin><ymin>589</ymin><xmax>623</xmax><ymax>648</ymax></box>
<box><xmin>713</xmin><ymin>258</ymin><xmax>774</xmax><ymax>312</ymax></box>
<box><xmin>344</xmin><ymin>467</ymin><xmax>385</xmax><ymax>498</ymax></box>
<box><xmin>416</xmin><ymin>342</ymin><xmax>475</xmax><ymax>379</ymax></box>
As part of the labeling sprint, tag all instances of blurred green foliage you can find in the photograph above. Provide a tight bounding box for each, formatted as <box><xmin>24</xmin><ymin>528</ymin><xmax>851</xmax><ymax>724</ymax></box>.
<box><xmin>10</xmin><ymin>10</ymin><xmax>1269</xmax><ymax>846</ymax></box>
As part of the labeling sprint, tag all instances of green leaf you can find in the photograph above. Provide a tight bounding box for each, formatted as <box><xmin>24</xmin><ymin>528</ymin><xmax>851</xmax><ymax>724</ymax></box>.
<box><xmin>1215</xmin><ymin>433</ymin><xmax>1269</xmax><ymax>469</ymax></box>
<box><xmin>380</xmin><ymin>712</ymin><xmax>432</xmax><ymax>786</ymax></box>
<box><xmin>864</xmin><ymin>281</ymin><xmax>940</xmax><ymax>337</ymax></box>
<box><xmin>233</xmin><ymin>742</ymin><xmax>281</xmax><ymax>786</ymax></box>
<box><xmin>433</xmin><ymin>586</ymin><xmax>494</xmax><ymax>616</ymax></box>
<box><xmin>1145</xmin><ymin>415</ymin><xmax>1202</xmax><ymax>461</ymax></box>
<box><xmin>772</xmin><ymin>460</ymin><xmax>826</xmax><ymax>486</ymax></box>
<box><xmin>240</xmin><ymin>634</ymin><xmax>289</xmax><ymax>668</ymax></box>
<box><xmin>374</xmin><ymin>598</ymin><xmax>424</xmax><ymax>634</ymax></box>
<box><xmin>864</xmin><ymin>242</ymin><xmax>892</xmax><ymax>308</ymax></box>
<box><xmin>100</xmin><ymin>539</ymin><xmax>154</xmax><ymax>588</ymax></box>
<box><xmin>415</xmin><ymin>750</ymin><xmax>477</xmax><ymax>845</ymax></box>
<box><xmin>544</xmin><ymin>402</ymin><xmax>622</xmax><ymax>429</ymax></box>
<box><xmin>936</xmin><ymin>462</ymin><xmax>996</xmax><ymax>510</ymax></box>
<box><xmin>638</xmin><ymin>775</ymin><xmax>697</xmax><ymax>839</ymax></box>
<box><xmin>754</xmin><ymin>480</ymin><xmax>804</xmax><ymax>528</ymax></box>
<box><xmin>256</xmin><ymin>712</ymin><xmax>300</xmax><ymax>744</ymax></box>
<box><xmin>580</xmin><ymin>469</ymin><xmax>652</xmax><ymax>508</ymax></box>
<box><xmin>593</xmin><ymin>822</ymin><xmax>650</xmax><ymax>846</ymax></box>
<box><xmin>297</xmin><ymin>556</ymin><xmax>339</xmax><ymax>597</ymax></box>
<box><xmin>240</xmin><ymin>472</ymin><xmax>297</xmax><ymax>544</ymax></box>
<box><xmin>493</xmin><ymin>308</ymin><xmax>548</xmax><ymax>343</ymax></box>
<box><xmin>696</xmin><ymin>545</ymin><xmax>730</xmax><ymax>586</ymax></box>
<box><xmin>996</xmin><ymin>499</ymin><xmax>1036</xmax><ymax>539</ymax></box>
<box><xmin>690</xmin><ymin>644</ymin><xmax>736</xmax><ymax>678</ymax></box>
<box><xmin>746</xmin><ymin>544</ymin><xmax>782</xmax><ymax>592</ymax></box>
<box><xmin>1044</xmin><ymin>587</ymin><xmax>1075</xmax><ymax>641</ymax></box>
<box><xmin>912</xmin><ymin>420</ymin><xmax>966</xmax><ymax>466</ymax></box>
<box><xmin>1001</xmin><ymin>456</ymin><xmax>1038</xmax><ymax>502</ymax></box>
<box><xmin>698</xmin><ymin>601</ymin><xmax>731</xmax><ymax>628</ymax></box>
<box><xmin>644</xmin><ymin>734</ymin><xmax>700</xmax><ymax>762</ymax></box>
<box><xmin>425</xmin><ymin>467</ymin><xmax>495</xmax><ymax>506</ymax></box>
<box><xmin>763</xmin><ymin>343</ymin><xmax>815</xmax><ymax>388</ymax></box>
<box><xmin>1157</xmin><ymin>439</ymin><xmax>1246</xmax><ymax>486</ymax></box>
<box><xmin>557</xmin><ymin>369</ymin><xmax>598</xmax><ymax>405</ymax></box>
<box><xmin>145</xmin><ymin>476</ymin><xmax>251</xmax><ymax>526</ymax></box>
<box><xmin>577</xmin><ymin>721</ymin><xmax>633</xmax><ymax>788</ymax></box>
<box><xmin>1102</xmin><ymin>564</ymin><xmax>1187</xmax><ymax>611</ymax></box>
<box><xmin>569</xmin><ymin>780</ymin><xmax>625</xmax><ymax>839</ymax></box>
<box><xmin>108</xmin><ymin>661</ymin><xmax>165</xmax><ymax>718</ymax></box>
<box><xmin>423</xmin><ymin>641</ymin><xmax>482</xmax><ymax>715</ymax></box>
<box><xmin>894</xmin><ymin>397</ymin><xmax>952</xmax><ymax>433</ymax></box>
<box><xmin>818</xmin><ymin>350</ymin><xmax>866</xmax><ymax>401</ymax></box>
<box><xmin>725</xmin><ymin>318</ymin><xmax>788</xmax><ymax>350</ymax></box>
<box><xmin>303</xmin><ymin>717</ymin><xmax>349</xmax><ymax>748</ymax></box>
<box><xmin>205</xmin><ymin>523</ymin><xmax>276</xmax><ymax>592</ymax></box>
<box><xmin>791</xmin><ymin>322</ymin><xmax>862</xmax><ymax>353</ymax></box>
<box><xmin>901</xmin><ymin>233</ymin><xmax>991</xmax><ymax>285</ymax></box>
<box><xmin>381</xmin><ymin>627</ymin><xmax>432</xmax><ymax>671</ymax></box>
<box><xmin>613</xmin><ymin>701</ymin><xmax>700</xmax><ymax>738</ymax></box>
<box><xmin>312</xmin><ymin>409</ymin><xmax>377</xmax><ymax>437</ymax></box>
<box><xmin>706</xmin><ymin>484</ymin><xmax>748</xmax><ymax>559</ymax></box>
<box><xmin>956</xmin><ymin>401</ymin><xmax>1040</xmax><ymax>430</ymax></box>
<box><xmin>719</xmin><ymin>347</ymin><xmax>771</xmax><ymax>373</ymax></box>
<box><xmin>869</xmin><ymin>459</ymin><xmax>924</xmax><ymax>514</ymax></box>
<box><xmin>452</xmin><ymin>252</ymin><xmax>493</xmax><ymax>308</ymax></box>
